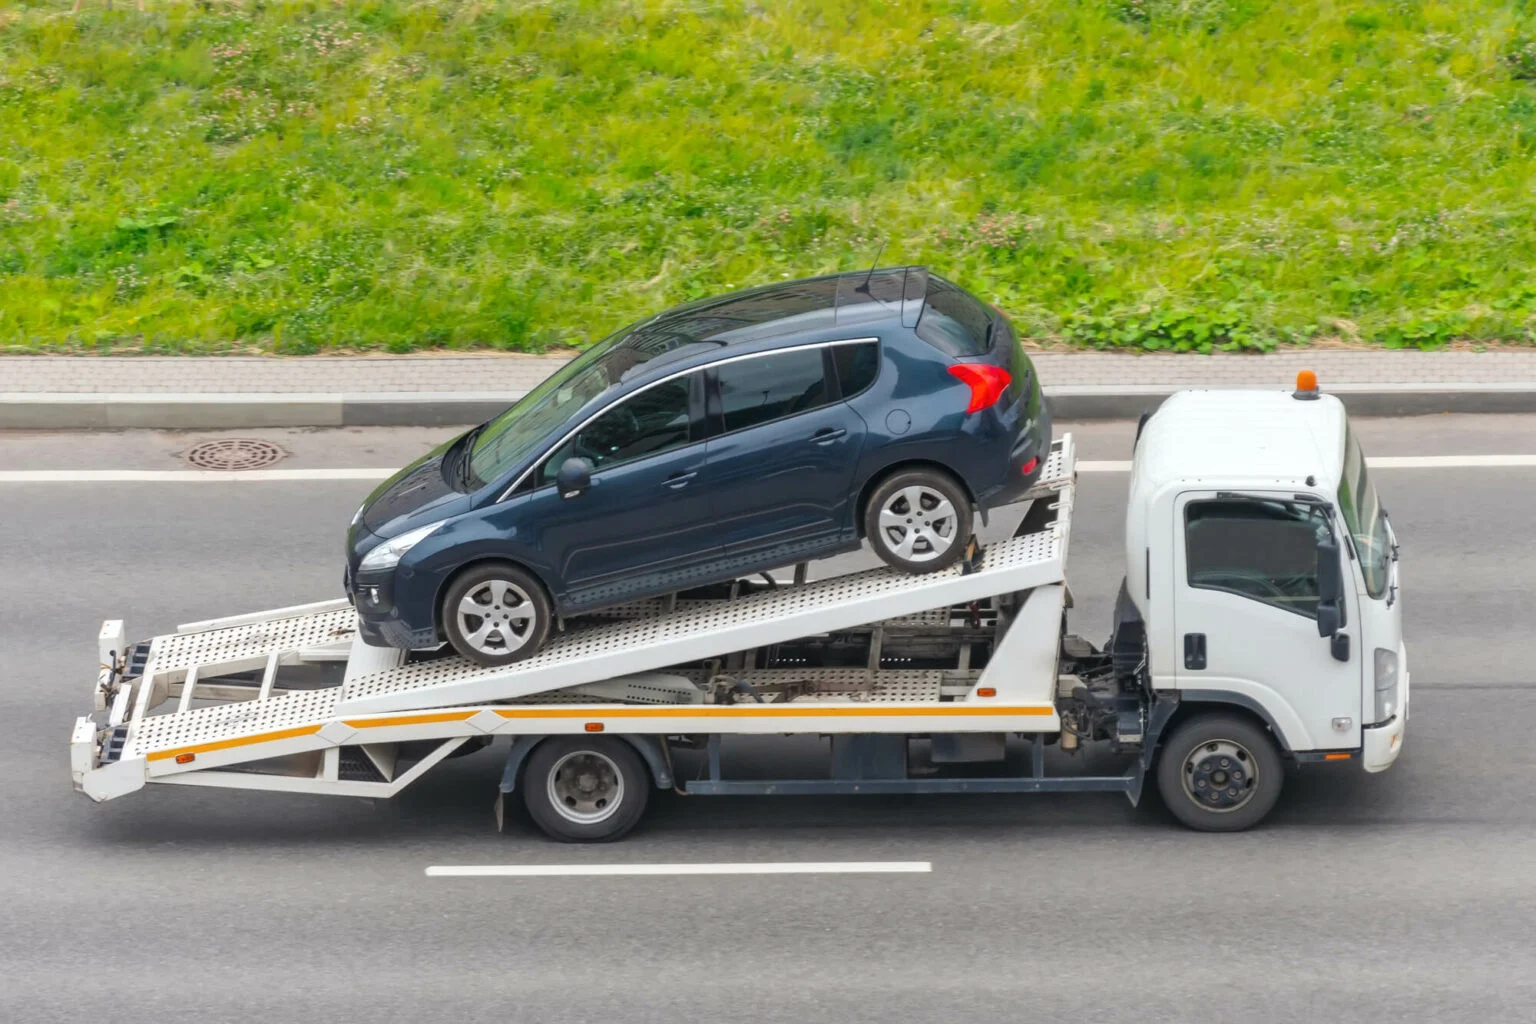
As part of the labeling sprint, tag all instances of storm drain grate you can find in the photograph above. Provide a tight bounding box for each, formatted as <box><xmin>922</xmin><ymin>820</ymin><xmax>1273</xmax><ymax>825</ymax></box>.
<box><xmin>182</xmin><ymin>438</ymin><xmax>287</xmax><ymax>471</ymax></box>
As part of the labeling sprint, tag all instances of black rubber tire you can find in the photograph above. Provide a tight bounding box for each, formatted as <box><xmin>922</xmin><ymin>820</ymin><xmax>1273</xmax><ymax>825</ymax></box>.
<box><xmin>440</xmin><ymin>562</ymin><xmax>552</xmax><ymax>666</ymax></box>
<box><xmin>1156</xmin><ymin>713</ymin><xmax>1284</xmax><ymax>832</ymax></box>
<box><xmin>863</xmin><ymin>468</ymin><xmax>975</xmax><ymax>573</ymax></box>
<box><xmin>522</xmin><ymin>737</ymin><xmax>651</xmax><ymax>843</ymax></box>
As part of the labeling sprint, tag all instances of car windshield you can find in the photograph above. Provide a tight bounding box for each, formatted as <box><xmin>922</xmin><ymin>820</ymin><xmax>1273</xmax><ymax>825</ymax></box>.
<box><xmin>1337</xmin><ymin>425</ymin><xmax>1390</xmax><ymax>598</ymax></box>
<box><xmin>466</xmin><ymin>322</ymin><xmax>710</xmax><ymax>487</ymax></box>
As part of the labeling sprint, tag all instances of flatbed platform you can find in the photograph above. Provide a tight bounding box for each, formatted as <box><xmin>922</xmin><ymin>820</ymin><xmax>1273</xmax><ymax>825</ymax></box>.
<box><xmin>74</xmin><ymin>438</ymin><xmax>1076</xmax><ymax>803</ymax></box>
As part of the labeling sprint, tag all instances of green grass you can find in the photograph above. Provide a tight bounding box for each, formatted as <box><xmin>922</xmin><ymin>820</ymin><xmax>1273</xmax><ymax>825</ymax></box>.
<box><xmin>4</xmin><ymin>0</ymin><xmax>1536</xmax><ymax>353</ymax></box>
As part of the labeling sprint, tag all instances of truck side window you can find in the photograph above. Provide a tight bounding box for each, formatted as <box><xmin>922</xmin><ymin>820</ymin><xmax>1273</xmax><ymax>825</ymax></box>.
<box><xmin>1184</xmin><ymin>500</ymin><xmax>1331</xmax><ymax>619</ymax></box>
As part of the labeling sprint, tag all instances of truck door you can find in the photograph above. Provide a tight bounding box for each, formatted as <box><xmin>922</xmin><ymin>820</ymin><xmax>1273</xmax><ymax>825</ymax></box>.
<box><xmin>1172</xmin><ymin>492</ymin><xmax>1362</xmax><ymax>751</ymax></box>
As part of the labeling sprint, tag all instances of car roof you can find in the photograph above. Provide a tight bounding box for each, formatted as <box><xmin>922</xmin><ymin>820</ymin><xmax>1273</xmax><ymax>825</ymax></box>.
<box><xmin>628</xmin><ymin>266</ymin><xmax>923</xmax><ymax>349</ymax></box>
<box><xmin>1136</xmin><ymin>389</ymin><xmax>1349</xmax><ymax>492</ymax></box>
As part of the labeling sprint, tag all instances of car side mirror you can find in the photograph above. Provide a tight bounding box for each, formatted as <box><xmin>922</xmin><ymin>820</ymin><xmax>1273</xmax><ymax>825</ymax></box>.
<box><xmin>556</xmin><ymin>457</ymin><xmax>593</xmax><ymax>499</ymax></box>
<box><xmin>1316</xmin><ymin>532</ymin><xmax>1343</xmax><ymax>640</ymax></box>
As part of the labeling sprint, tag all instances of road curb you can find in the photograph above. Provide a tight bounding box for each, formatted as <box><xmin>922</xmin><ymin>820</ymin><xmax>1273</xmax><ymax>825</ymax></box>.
<box><xmin>3</xmin><ymin>384</ymin><xmax>1536</xmax><ymax>429</ymax></box>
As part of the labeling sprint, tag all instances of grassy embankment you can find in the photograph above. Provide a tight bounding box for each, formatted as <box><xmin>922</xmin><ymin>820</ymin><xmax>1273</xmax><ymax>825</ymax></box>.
<box><xmin>3</xmin><ymin>0</ymin><xmax>1536</xmax><ymax>353</ymax></box>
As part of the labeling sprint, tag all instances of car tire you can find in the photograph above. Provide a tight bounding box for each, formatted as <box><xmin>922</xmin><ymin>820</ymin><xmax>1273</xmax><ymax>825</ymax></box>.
<box><xmin>864</xmin><ymin>469</ymin><xmax>974</xmax><ymax>573</ymax></box>
<box><xmin>1155</xmin><ymin>713</ymin><xmax>1284</xmax><ymax>832</ymax></box>
<box><xmin>440</xmin><ymin>562</ymin><xmax>552</xmax><ymax>666</ymax></box>
<box><xmin>522</xmin><ymin>737</ymin><xmax>651</xmax><ymax>843</ymax></box>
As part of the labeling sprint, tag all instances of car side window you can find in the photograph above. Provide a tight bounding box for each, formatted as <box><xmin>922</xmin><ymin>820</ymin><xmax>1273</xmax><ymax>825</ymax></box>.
<box><xmin>540</xmin><ymin>376</ymin><xmax>694</xmax><ymax>484</ymax></box>
<box><xmin>832</xmin><ymin>341</ymin><xmax>879</xmax><ymax>398</ymax></box>
<box><xmin>715</xmin><ymin>347</ymin><xmax>831</xmax><ymax>433</ymax></box>
<box><xmin>1184</xmin><ymin>499</ymin><xmax>1331</xmax><ymax>619</ymax></box>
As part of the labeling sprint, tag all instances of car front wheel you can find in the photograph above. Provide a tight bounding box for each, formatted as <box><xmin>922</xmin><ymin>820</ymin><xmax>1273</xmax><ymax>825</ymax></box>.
<box><xmin>864</xmin><ymin>469</ymin><xmax>974</xmax><ymax>573</ymax></box>
<box><xmin>441</xmin><ymin>562</ymin><xmax>551</xmax><ymax>666</ymax></box>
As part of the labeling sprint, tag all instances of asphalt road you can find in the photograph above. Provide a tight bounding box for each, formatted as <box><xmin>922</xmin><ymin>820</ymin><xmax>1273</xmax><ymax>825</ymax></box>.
<box><xmin>2</xmin><ymin>416</ymin><xmax>1535</xmax><ymax>1023</ymax></box>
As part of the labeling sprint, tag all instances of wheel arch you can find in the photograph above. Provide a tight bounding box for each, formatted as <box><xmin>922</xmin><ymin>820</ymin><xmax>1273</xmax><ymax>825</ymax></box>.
<box><xmin>500</xmin><ymin>734</ymin><xmax>672</xmax><ymax>794</ymax></box>
<box><xmin>431</xmin><ymin>554</ymin><xmax>559</xmax><ymax>637</ymax></box>
<box><xmin>1160</xmin><ymin>690</ymin><xmax>1295</xmax><ymax>756</ymax></box>
<box><xmin>854</xmin><ymin>459</ymin><xmax>978</xmax><ymax>538</ymax></box>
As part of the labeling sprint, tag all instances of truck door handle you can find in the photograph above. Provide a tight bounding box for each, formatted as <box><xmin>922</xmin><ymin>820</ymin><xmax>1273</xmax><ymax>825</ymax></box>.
<box><xmin>812</xmin><ymin>427</ymin><xmax>846</xmax><ymax>445</ymax></box>
<box><xmin>663</xmin><ymin>470</ymin><xmax>697</xmax><ymax>490</ymax></box>
<box><xmin>1183</xmin><ymin>633</ymin><xmax>1207</xmax><ymax>670</ymax></box>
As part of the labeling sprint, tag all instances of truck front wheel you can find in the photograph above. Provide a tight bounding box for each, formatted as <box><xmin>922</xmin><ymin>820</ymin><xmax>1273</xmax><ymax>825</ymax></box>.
<box><xmin>522</xmin><ymin>737</ymin><xmax>650</xmax><ymax>842</ymax></box>
<box><xmin>1156</xmin><ymin>714</ymin><xmax>1283</xmax><ymax>832</ymax></box>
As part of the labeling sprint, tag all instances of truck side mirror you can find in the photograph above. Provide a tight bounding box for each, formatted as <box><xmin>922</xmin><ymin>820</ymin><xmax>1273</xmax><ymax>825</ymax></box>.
<box><xmin>1316</xmin><ymin>532</ymin><xmax>1343</xmax><ymax>639</ymax></box>
<box><xmin>556</xmin><ymin>457</ymin><xmax>593</xmax><ymax>499</ymax></box>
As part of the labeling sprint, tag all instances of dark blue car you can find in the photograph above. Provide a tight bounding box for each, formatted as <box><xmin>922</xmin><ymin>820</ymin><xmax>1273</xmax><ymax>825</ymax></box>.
<box><xmin>346</xmin><ymin>267</ymin><xmax>1051</xmax><ymax>665</ymax></box>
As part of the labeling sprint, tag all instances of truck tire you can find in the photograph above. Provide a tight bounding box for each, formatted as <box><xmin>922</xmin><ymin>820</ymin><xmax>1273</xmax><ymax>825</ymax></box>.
<box><xmin>1156</xmin><ymin>714</ymin><xmax>1283</xmax><ymax>832</ymax></box>
<box><xmin>522</xmin><ymin>737</ymin><xmax>650</xmax><ymax>842</ymax></box>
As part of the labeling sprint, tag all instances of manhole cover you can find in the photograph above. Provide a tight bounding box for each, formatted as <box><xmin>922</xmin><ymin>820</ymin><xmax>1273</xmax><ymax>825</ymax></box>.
<box><xmin>182</xmin><ymin>438</ymin><xmax>287</xmax><ymax>471</ymax></box>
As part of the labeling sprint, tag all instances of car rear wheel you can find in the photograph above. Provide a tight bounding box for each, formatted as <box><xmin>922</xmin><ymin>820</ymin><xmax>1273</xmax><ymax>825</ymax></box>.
<box><xmin>441</xmin><ymin>562</ymin><xmax>551</xmax><ymax>666</ymax></box>
<box><xmin>864</xmin><ymin>469</ymin><xmax>974</xmax><ymax>573</ymax></box>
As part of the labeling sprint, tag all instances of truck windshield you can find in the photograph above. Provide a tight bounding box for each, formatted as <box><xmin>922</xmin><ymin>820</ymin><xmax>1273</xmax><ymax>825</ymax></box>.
<box><xmin>1337</xmin><ymin>426</ymin><xmax>1390</xmax><ymax>598</ymax></box>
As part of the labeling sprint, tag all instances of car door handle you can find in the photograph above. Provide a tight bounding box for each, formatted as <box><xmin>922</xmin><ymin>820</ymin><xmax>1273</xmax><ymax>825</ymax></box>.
<box><xmin>663</xmin><ymin>470</ymin><xmax>697</xmax><ymax>489</ymax></box>
<box><xmin>811</xmin><ymin>427</ymin><xmax>846</xmax><ymax>445</ymax></box>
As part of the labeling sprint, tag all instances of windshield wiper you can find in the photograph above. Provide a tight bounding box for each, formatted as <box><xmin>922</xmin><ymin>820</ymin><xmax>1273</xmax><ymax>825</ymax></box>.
<box><xmin>446</xmin><ymin>426</ymin><xmax>483</xmax><ymax>490</ymax></box>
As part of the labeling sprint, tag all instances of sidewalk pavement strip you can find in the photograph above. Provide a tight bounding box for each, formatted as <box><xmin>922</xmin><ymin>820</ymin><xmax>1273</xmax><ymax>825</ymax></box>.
<box><xmin>4</xmin><ymin>349</ymin><xmax>1536</xmax><ymax>429</ymax></box>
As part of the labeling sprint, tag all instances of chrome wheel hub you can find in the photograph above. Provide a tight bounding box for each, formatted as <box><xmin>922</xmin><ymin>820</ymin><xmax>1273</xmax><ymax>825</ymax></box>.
<box><xmin>456</xmin><ymin>579</ymin><xmax>537</xmax><ymax>657</ymax></box>
<box><xmin>877</xmin><ymin>485</ymin><xmax>959</xmax><ymax>563</ymax></box>
<box><xmin>547</xmin><ymin>751</ymin><xmax>625</xmax><ymax>825</ymax></box>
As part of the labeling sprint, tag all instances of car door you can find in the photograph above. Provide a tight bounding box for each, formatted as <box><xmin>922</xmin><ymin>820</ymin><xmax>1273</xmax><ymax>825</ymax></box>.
<box><xmin>701</xmin><ymin>345</ymin><xmax>868</xmax><ymax>561</ymax></box>
<box><xmin>517</xmin><ymin>371</ymin><xmax>720</xmax><ymax>610</ymax></box>
<box><xmin>1172</xmin><ymin>493</ymin><xmax>1362</xmax><ymax>751</ymax></box>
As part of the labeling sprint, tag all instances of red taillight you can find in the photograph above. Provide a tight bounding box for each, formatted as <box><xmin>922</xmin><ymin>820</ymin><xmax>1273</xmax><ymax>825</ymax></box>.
<box><xmin>1020</xmin><ymin>456</ymin><xmax>1039</xmax><ymax>476</ymax></box>
<box><xmin>948</xmin><ymin>363</ymin><xmax>1012</xmax><ymax>414</ymax></box>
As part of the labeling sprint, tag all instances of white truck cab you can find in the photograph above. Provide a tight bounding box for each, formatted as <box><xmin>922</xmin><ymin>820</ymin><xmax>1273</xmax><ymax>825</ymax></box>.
<box><xmin>1127</xmin><ymin>376</ymin><xmax>1406</xmax><ymax>783</ymax></box>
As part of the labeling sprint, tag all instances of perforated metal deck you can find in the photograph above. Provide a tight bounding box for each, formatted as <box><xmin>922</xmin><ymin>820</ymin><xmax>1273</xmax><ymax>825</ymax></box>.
<box><xmin>338</xmin><ymin>525</ymin><xmax>1064</xmax><ymax>715</ymax></box>
<box><xmin>145</xmin><ymin>606</ymin><xmax>356</xmax><ymax>675</ymax></box>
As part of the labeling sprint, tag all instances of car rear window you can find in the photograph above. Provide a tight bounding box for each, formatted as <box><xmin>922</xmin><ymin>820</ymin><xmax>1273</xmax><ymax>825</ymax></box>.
<box><xmin>915</xmin><ymin>276</ymin><xmax>993</xmax><ymax>357</ymax></box>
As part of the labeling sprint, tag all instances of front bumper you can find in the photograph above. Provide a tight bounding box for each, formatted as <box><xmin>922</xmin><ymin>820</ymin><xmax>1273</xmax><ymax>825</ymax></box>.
<box><xmin>350</xmin><ymin>566</ymin><xmax>440</xmax><ymax>649</ymax></box>
<box><xmin>1362</xmin><ymin>643</ymin><xmax>1409</xmax><ymax>773</ymax></box>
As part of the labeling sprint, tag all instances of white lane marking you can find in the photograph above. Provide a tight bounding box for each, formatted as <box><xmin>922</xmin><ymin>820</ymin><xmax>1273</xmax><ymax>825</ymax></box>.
<box><xmin>1077</xmin><ymin>455</ymin><xmax>1536</xmax><ymax>473</ymax></box>
<box><xmin>425</xmin><ymin>861</ymin><xmax>932</xmax><ymax>878</ymax></box>
<box><xmin>4</xmin><ymin>455</ymin><xmax>1536</xmax><ymax>483</ymax></box>
<box><xmin>1366</xmin><ymin>454</ymin><xmax>1536</xmax><ymax>468</ymax></box>
<box><xmin>0</xmin><ymin>468</ymin><xmax>396</xmax><ymax>482</ymax></box>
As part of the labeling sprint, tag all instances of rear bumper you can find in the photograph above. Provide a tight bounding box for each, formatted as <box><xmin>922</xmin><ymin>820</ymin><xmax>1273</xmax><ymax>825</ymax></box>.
<box><xmin>984</xmin><ymin>401</ymin><xmax>1054</xmax><ymax>508</ymax></box>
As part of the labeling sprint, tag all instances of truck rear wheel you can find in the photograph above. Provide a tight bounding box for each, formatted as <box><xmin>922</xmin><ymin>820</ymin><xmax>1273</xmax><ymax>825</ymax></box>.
<box><xmin>1156</xmin><ymin>714</ymin><xmax>1283</xmax><ymax>832</ymax></box>
<box><xmin>522</xmin><ymin>737</ymin><xmax>650</xmax><ymax>842</ymax></box>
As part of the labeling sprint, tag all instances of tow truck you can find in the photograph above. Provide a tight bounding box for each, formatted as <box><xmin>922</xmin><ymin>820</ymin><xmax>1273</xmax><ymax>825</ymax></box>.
<box><xmin>71</xmin><ymin>374</ymin><xmax>1406</xmax><ymax>839</ymax></box>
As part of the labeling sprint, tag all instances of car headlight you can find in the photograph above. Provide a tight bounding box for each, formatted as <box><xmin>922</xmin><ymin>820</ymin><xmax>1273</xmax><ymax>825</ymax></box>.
<box><xmin>1373</xmin><ymin>647</ymin><xmax>1399</xmax><ymax>725</ymax></box>
<box><xmin>358</xmin><ymin>521</ymin><xmax>445</xmax><ymax>573</ymax></box>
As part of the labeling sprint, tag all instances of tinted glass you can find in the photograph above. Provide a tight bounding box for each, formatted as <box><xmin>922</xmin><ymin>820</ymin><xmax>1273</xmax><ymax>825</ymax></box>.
<box><xmin>471</xmin><ymin>328</ymin><xmax>703</xmax><ymax>486</ymax></box>
<box><xmin>915</xmin><ymin>276</ymin><xmax>994</xmax><ymax>357</ymax></box>
<box><xmin>1338</xmin><ymin>426</ymin><xmax>1390</xmax><ymax>598</ymax></box>
<box><xmin>832</xmin><ymin>342</ymin><xmax>880</xmax><ymax>398</ymax></box>
<box><xmin>540</xmin><ymin>376</ymin><xmax>694</xmax><ymax>483</ymax></box>
<box><xmin>717</xmin><ymin>348</ymin><xmax>830</xmax><ymax>432</ymax></box>
<box><xmin>1185</xmin><ymin>500</ymin><xmax>1331</xmax><ymax>618</ymax></box>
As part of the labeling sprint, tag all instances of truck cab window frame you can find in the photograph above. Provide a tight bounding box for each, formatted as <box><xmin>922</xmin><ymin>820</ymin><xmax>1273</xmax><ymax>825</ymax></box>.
<box><xmin>1183</xmin><ymin>498</ymin><xmax>1335</xmax><ymax>621</ymax></box>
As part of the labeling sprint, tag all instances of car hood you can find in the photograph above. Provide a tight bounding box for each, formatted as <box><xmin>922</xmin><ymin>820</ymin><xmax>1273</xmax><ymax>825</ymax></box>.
<box><xmin>359</xmin><ymin>437</ymin><xmax>478</xmax><ymax>537</ymax></box>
